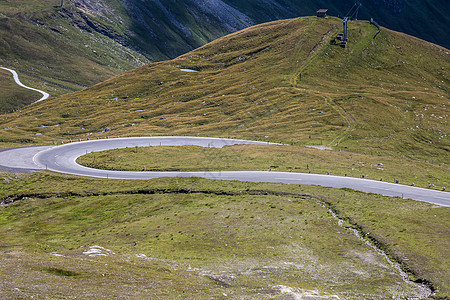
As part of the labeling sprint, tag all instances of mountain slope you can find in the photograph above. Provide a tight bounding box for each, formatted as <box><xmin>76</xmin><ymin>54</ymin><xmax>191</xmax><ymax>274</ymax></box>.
<box><xmin>1</xmin><ymin>17</ymin><xmax>448</xmax><ymax>162</ymax></box>
<box><xmin>0</xmin><ymin>17</ymin><xmax>449</xmax><ymax>297</ymax></box>
<box><xmin>222</xmin><ymin>0</ymin><xmax>450</xmax><ymax>49</ymax></box>
<box><xmin>0</xmin><ymin>1</ymin><xmax>149</xmax><ymax>112</ymax></box>
<box><xmin>91</xmin><ymin>0</ymin><xmax>450</xmax><ymax>60</ymax></box>
<box><xmin>1</xmin><ymin>0</ymin><xmax>448</xmax><ymax>113</ymax></box>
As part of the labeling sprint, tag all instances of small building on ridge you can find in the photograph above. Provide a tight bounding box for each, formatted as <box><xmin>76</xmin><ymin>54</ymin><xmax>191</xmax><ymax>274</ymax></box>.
<box><xmin>316</xmin><ymin>9</ymin><xmax>328</xmax><ymax>18</ymax></box>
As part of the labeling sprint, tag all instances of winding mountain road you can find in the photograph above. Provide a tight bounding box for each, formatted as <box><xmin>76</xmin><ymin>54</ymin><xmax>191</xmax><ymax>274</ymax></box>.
<box><xmin>1</xmin><ymin>67</ymin><xmax>50</xmax><ymax>102</ymax></box>
<box><xmin>0</xmin><ymin>136</ymin><xmax>448</xmax><ymax>206</ymax></box>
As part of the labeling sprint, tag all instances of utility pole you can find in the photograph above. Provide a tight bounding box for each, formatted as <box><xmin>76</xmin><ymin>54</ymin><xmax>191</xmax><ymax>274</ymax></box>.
<box><xmin>343</xmin><ymin>17</ymin><xmax>349</xmax><ymax>42</ymax></box>
<box><xmin>339</xmin><ymin>2</ymin><xmax>361</xmax><ymax>48</ymax></box>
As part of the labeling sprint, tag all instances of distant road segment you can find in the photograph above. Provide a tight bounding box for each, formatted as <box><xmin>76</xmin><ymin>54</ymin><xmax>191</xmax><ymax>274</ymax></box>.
<box><xmin>1</xmin><ymin>67</ymin><xmax>50</xmax><ymax>102</ymax></box>
<box><xmin>0</xmin><ymin>137</ymin><xmax>448</xmax><ymax>206</ymax></box>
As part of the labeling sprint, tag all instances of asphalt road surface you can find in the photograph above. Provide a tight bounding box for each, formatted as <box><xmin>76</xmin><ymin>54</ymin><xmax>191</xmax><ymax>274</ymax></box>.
<box><xmin>1</xmin><ymin>136</ymin><xmax>448</xmax><ymax>206</ymax></box>
<box><xmin>0</xmin><ymin>66</ymin><xmax>50</xmax><ymax>102</ymax></box>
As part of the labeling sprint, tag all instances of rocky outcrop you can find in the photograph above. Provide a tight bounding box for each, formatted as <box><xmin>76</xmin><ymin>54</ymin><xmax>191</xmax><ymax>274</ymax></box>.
<box><xmin>71</xmin><ymin>0</ymin><xmax>120</xmax><ymax>20</ymax></box>
<box><xmin>59</xmin><ymin>6</ymin><xmax>125</xmax><ymax>44</ymax></box>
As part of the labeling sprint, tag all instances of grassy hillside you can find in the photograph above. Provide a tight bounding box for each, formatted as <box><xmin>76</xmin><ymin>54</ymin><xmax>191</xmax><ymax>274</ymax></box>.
<box><xmin>1</xmin><ymin>17</ymin><xmax>448</xmax><ymax>161</ymax></box>
<box><xmin>64</xmin><ymin>0</ymin><xmax>450</xmax><ymax>61</ymax></box>
<box><xmin>1</xmin><ymin>0</ymin><xmax>448</xmax><ymax>114</ymax></box>
<box><xmin>0</xmin><ymin>68</ymin><xmax>41</xmax><ymax>112</ymax></box>
<box><xmin>0</xmin><ymin>0</ymin><xmax>149</xmax><ymax>113</ymax></box>
<box><xmin>0</xmin><ymin>17</ymin><xmax>449</xmax><ymax>298</ymax></box>
<box><xmin>227</xmin><ymin>0</ymin><xmax>450</xmax><ymax>49</ymax></box>
<box><xmin>1</xmin><ymin>173</ymin><xmax>448</xmax><ymax>298</ymax></box>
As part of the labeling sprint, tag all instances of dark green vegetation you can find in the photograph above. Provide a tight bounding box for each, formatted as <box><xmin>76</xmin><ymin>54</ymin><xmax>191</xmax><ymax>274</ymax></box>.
<box><xmin>78</xmin><ymin>144</ymin><xmax>448</xmax><ymax>190</ymax></box>
<box><xmin>1</xmin><ymin>0</ymin><xmax>449</xmax><ymax>113</ymax></box>
<box><xmin>1</xmin><ymin>172</ymin><xmax>448</xmax><ymax>298</ymax></box>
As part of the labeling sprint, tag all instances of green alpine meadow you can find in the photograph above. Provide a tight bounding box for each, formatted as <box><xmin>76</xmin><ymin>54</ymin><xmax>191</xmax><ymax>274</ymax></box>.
<box><xmin>0</xmin><ymin>3</ymin><xmax>449</xmax><ymax>299</ymax></box>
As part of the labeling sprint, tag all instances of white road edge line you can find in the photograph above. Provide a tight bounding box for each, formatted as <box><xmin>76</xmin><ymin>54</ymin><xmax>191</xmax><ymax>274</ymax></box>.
<box><xmin>32</xmin><ymin>152</ymin><xmax>44</xmax><ymax>169</ymax></box>
<box><xmin>1</xmin><ymin>66</ymin><xmax>50</xmax><ymax>102</ymax></box>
